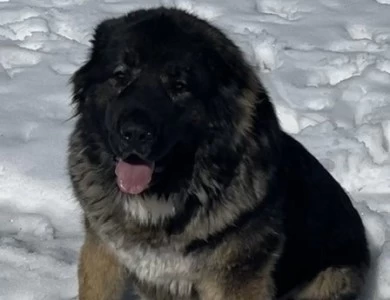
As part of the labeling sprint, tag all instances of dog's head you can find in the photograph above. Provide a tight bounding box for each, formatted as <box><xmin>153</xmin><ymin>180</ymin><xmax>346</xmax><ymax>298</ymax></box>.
<box><xmin>71</xmin><ymin>8</ymin><xmax>269</xmax><ymax>197</ymax></box>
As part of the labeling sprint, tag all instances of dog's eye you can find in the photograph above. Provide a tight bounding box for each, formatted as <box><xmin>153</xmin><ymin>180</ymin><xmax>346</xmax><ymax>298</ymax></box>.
<box><xmin>172</xmin><ymin>81</ymin><xmax>187</xmax><ymax>93</ymax></box>
<box><xmin>110</xmin><ymin>67</ymin><xmax>131</xmax><ymax>88</ymax></box>
<box><xmin>113</xmin><ymin>69</ymin><xmax>126</xmax><ymax>80</ymax></box>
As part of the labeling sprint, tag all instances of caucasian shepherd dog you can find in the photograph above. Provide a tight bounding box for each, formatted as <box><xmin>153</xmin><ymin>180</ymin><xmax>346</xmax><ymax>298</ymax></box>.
<box><xmin>68</xmin><ymin>7</ymin><xmax>370</xmax><ymax>300</ymax></box>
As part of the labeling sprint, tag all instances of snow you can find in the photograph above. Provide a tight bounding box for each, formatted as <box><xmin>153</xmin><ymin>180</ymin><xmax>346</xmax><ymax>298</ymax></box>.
<box><xmin>0</xmin><ymin>0</ymin><xmax>389</xmax><ymax>299</ymax></box>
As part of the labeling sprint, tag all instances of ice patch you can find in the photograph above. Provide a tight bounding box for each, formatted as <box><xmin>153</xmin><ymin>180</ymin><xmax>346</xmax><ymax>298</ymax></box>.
<box><xmin>356</xmin><ymin>124</ymin><xmax>389</xmax><ymax>164</ymax></box>
<box><xmin>0</xmin><ymin>46</ymin><xmax>41</xmax><ymax>70</ymax></box>
<box><xmin>0</xmin><ymin>210</ymin><xmax>54</xmax><ymax>240</ymax></box>
<box><xmin>376</xmin><ymin>0</ymin><xmax>390</xmax><ymax>4</ymax></box>
<box><xmin>252</xmin><ymin>31</ymin><xmax>282</xmax><ymax>72</ymax></box>
<box><xmin>50</xmin><ymin>62</ymin><xmax>79</xmax><ymax>75</ymax></box>
<box><xmin>0</xmin><ymin>7</ymin><xmax>40</xmax><ymax>26</ymax></box>
<box><xmin>255</xmin><ymin>0</ymin><xmax>312</xmax><ymax>21</ymax></box>
<box><xmin>346</xmin><ymin>24</ymin><xmax>372</xmax><ymax>40</ymax></box>
<box><xmin>376</xmin><ymin>59</ymin><xmax>390</xmax><ymax>74</ymax></box>
<box><xmin>274</xmin><ymin>104</ymin><xmax>300</xmax><ymax>134</ymax></box>
<box><xmin>7</xmin><ymin>17</ymin><xmax>49</xmax><ymax>40</ymax></box>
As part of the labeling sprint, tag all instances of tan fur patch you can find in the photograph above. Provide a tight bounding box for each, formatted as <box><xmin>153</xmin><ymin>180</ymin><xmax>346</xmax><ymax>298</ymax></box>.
<box><xmin>236</xmin><ymin>88</ymin><xmax>257</xmax><ymax>137</ymax></box>
<box><xmin>197</xmin><ymin>235</ymin><xmax>279</xmax><ymax>300</ymax></box>
<box><xmin>78</xmin><ymin>229</ymin><xmax>126</xmax><ymax>300</ymax></box>
<box><xmin>295</xmin><ymin>267</ymin><xmax>363</xmax><ymax>300</ymax></box>
<box><xmin>197</xmin><ymin>277</ymin><xmax>225</xmax><ymax>300</ymax></box>
<box><xmin>198</xmin><ymin>262</ymin><xmax>275</xmax><ymax>300</ymax></box>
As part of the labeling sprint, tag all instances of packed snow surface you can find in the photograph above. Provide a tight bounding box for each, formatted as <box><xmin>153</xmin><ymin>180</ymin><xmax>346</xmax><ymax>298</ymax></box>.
<box><xmin>0</xmin><ymin>0</ymin><xmax>389</xmax><ymax>299</ymax></box>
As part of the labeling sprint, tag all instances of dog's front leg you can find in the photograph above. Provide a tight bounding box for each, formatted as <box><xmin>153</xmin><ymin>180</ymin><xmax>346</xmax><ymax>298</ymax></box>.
<box><xmin>78</xmin><ymin>229</ymin><xmax>127</xmax><ymax>300</ymax></box>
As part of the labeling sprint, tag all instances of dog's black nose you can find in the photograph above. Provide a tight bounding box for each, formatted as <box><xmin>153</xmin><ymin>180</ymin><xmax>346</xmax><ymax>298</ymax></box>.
<box><xmin>119</xmin><ymin>121</ymin><xmax>154</xmax><ymax>156</ymax></box>
<box><xmin>121</xmin><ymin>123</ymin><xmax>152</xmax><ymax>143</ymax></box>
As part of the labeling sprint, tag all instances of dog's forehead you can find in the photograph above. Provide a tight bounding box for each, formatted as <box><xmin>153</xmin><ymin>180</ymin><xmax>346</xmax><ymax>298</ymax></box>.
<box><xmin>119</xmin><ymin>44</ymin><xmax>199</xmax><ymax>72</ymax></box>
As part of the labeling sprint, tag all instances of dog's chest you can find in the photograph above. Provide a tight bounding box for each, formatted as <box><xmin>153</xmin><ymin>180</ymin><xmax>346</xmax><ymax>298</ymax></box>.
<box><xmin>116</xmin><ymin>243</ymin><xmax>195</xmax><ymax>295</ymax></box>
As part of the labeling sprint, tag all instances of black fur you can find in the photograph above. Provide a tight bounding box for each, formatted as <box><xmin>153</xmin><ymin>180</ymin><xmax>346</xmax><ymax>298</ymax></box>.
<box><xmin>69</xmin><ymin>7</ymin><xmax>370</xmax><ymax>299</ymax></box>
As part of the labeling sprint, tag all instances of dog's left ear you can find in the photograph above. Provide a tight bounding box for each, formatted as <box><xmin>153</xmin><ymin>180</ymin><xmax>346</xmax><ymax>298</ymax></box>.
<box><xmin>70</xmin><ymin>18</ymin><xmax>121</xmax><ymax>111</ymax></box>
<box><xmin>70</xmin><ymin>60</ymin><xmax>92</xmax><ymax>111</ymax></box>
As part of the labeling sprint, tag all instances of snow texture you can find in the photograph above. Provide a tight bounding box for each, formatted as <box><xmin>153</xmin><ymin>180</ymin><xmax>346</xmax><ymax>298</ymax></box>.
<box><xmin>0</xmin><ymin>0</ymin><xmax>389</xmax><ymax>299</ymax></box>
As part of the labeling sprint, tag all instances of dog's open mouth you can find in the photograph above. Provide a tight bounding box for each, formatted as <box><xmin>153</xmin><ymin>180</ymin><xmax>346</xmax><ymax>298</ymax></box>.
<box><xmin>115</xmin><ymin>155</ymin><xmax>155</xmax><ymax>195</ymax></box>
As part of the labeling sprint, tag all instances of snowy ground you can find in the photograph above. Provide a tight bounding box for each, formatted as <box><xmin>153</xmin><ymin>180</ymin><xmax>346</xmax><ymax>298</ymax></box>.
<box><xmin>0</xmin><ymin>0</ymin><xmax>389</xmax><ymax>299</ymax></box>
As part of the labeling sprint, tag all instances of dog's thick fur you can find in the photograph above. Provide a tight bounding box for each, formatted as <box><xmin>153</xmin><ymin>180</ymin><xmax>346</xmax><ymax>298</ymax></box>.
<box><xmin>68</xmin><ymin>7</ymin><xmax>370</xmax><ymax>300</ymax></box>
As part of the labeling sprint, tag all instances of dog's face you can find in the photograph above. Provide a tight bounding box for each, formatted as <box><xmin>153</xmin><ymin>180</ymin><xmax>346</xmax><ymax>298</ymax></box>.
<box><xmin>71</xmin><ymin>9</ymin><xmax>256</xmax><ymax>196</ymax></box>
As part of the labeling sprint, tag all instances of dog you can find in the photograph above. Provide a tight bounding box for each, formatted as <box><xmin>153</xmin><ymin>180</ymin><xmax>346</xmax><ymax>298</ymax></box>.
<box><xmin>68</xmin><ymin>7</ymin><xmax>370</xmax><ymax>300</ymax></box>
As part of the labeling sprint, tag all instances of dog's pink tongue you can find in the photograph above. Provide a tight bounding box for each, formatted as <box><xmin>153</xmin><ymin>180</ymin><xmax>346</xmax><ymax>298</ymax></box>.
<box><xmin>115</xmin><ymin>159</ymin><xmax>154</xmax><ymax>194</ymax></box>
